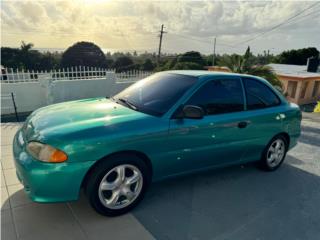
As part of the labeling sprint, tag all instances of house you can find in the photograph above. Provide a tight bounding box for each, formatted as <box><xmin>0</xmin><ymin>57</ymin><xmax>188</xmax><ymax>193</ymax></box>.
<box><xmin>206</xmin><ymin>66</ymin><xmax>231</xmax><ymax>73</ymax></box>
<box><xmin>269</xmin><ymin>59</ymin><xmax>320</xmax><ymax>105</ymax></box>
<box><xmin>207</xmin><ymin>58</ymin><xmax>320</xmax><ymax>105</ymax></box>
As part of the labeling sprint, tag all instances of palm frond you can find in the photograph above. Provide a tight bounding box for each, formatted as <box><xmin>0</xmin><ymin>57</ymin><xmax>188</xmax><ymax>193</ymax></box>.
<box><xmin>246</xmin><ymin>65</ymin><xmax>282</xmax><ymax>87</ymax></box>
<box><xmin>217</xmin><ymin>48</ymin><xmax>281</xmax><ymax>87</ymax></box>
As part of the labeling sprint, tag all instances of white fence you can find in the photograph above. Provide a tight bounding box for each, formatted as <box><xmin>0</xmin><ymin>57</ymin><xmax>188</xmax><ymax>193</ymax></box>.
<box><xmin>1</xmin><ymin>66</ymin><xmax>152</xmax><ymax>83</ymax></box>
<box><xmin>116</xmin><ymin>70</ymin><xmax>151</xmax><ymax>82</ymax></box>
<box><xmin>1</xmin><ymin>67</ymin><xmax>153</xmax><ymax>115</ymax></box>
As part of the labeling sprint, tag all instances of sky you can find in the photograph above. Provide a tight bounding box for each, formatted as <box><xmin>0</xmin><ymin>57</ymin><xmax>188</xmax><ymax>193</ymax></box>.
<box><xmin>1</xmin><ymin>0</ymin><xmax>320</xmax><ymax>55</ymax></box>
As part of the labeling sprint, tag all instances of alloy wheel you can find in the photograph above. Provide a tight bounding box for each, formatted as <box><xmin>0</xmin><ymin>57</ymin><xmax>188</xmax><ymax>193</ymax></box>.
<box><xmin>266</xmin><ymin>139</ymin><xmax>285</xmax><ymax>168</ymax></box>
<box><xmin>98</xmin><ymin>164</ymin><xmax>143</xmax><ymax>210</ymax></box>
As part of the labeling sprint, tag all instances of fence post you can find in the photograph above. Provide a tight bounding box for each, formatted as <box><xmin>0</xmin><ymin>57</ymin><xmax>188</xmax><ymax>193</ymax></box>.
<box><xmin>38</xmin><ymin>72</ymin><xmax>54</xmax><ymax>105</ymax></box>
<box><xmin>11</xmin><ymin>92</ymin><xmax>19</xmax><ymax>122</ymax></box>
<box><xmin>105</xmin><ymin>71</ymin><xmax>117</xmax><ymax>97</ymax></box>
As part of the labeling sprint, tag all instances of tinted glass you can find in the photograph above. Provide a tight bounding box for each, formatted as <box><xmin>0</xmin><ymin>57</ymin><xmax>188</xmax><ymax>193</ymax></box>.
<box><xmin>243</xmin><ymin>78</ymin><xmax>280</xmax><ymax>110</ymax></box>
<box><xmin>186</xmin><ymin>78</ymin><xmax>244</xmax><ymax>115</ymax></box>
<box><xmin>114</xmin><ymin>73</ymin><xmax>197</xmax><ymax>116</ymax></box>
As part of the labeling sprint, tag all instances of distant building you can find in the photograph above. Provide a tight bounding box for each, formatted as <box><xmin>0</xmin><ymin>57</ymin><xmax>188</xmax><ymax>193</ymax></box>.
<box><xmin>206</xmin><ymin>66</ymin><xmax>231</xmax><ymax>73</ymax></box>
<box><xmin>269</xmin><ymin>59</ymin><xmax>320</xmax><ymax>105</ymax></box>
<box><xmin>207</xmin><ymin>58</ymin><xmax>320</xmax><ymax>105</ymax></box>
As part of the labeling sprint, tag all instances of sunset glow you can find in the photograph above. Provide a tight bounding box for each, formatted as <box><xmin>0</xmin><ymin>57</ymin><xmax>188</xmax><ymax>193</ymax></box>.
<box><xmin>1</xmin><ymin>0</ymin><xmax>320</xmax><ymax>54</ymax></box>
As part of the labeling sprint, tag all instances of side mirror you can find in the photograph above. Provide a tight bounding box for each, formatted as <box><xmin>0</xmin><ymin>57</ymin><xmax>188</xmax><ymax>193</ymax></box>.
<box><xmin>183</xmin><ymin>105</ymin><xmax>204</xmax><ymax>119</ymax></box>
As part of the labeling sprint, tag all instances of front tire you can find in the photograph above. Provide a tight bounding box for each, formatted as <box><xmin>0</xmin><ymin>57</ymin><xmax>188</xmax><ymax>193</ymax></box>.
<box><xmin>259</xmin><ymin>135</ymin><xmax>288</xmax><ymax>171</ymax></box>
<box><xmin>85</xmin><ymin>154</ymin><xmax>151</xmax><ymax>216</ymax></box>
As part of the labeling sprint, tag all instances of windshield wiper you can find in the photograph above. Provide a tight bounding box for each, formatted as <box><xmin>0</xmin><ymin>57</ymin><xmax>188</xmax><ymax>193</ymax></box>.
<box><xmin>116</xmin><ymin>98</ymin><xmax>138</xmax><ymax>110</ymax></box>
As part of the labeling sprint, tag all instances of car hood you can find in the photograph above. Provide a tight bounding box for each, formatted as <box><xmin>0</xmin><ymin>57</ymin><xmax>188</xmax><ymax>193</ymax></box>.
<box><xmin>23</xmin><ymin>97</ymin><xmax>149</xmax><ymax>142</ymax></box>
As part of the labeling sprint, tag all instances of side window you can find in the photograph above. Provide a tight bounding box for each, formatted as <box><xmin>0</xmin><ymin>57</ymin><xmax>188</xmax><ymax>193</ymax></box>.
<box><xmin>243</xmin><ymin>78</ymin><xmax>281</xmax><ymax>110</ymax></box>
<box><xmin>186</xmin><ymin>78</ymin><xmax>244</xmax><ymax>115</ymax></box>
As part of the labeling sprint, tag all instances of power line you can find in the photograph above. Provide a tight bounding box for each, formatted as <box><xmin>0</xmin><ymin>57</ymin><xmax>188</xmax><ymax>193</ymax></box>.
<box><xmin>234</xmin><ymin>2</ymin><xmax>320</xmax><ymax>47</ymax></box>
<box><xmin>282</xmin><ymin>7</ymin><xmax>320</xmax><ymax>26</ymax></box>
<box><xmin>168</xmin><ymin>32</ymin><xmax>236</xmax><ymax>48</ymax></box>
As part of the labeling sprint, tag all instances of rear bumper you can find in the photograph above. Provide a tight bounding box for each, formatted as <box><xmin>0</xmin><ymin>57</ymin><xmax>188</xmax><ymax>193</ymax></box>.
<box><xmin>13</xmin><ymin>130</ymin><xmax>94</xmax><ymax>203</ymax></box>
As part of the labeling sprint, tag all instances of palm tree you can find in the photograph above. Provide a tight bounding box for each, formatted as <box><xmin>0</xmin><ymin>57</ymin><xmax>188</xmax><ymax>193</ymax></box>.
<box><xmin>218</xmin><ymin>47</ymin><xmax>282</xmax><ymax>87</ymax></box>
<box><xmin>19</xmin><ymin>41</ymin><xmax>35</xmax><ymax>70</ymax></box>
<box><xmin>20</xmin><ymin>41</ymin><xmax>34</xmax><ymax>53</ymax></box>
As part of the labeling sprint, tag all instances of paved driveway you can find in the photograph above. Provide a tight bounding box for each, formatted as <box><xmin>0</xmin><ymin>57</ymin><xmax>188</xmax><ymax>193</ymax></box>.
<box><xmin>1</xmin><ymin>113</ymin><xmax>320</xmax><ymax>240</ymax></box>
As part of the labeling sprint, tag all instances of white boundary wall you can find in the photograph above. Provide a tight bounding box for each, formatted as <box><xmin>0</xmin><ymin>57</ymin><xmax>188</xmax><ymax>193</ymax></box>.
<box><xmin>1</xmin><ymin>82</ymin><xmax>47</xmax><ymax>114</ymax></box>
<box><xmin>1</xmin><ymin>70</ymin><xmax>149</xmax><ymax>115</ymax></box>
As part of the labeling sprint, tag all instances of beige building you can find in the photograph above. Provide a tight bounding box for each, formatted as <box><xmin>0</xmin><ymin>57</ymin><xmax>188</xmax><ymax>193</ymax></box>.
<box><xmin>269</xmin><ymin>64</ymin><xmax>320</xmax><ymax>105</ymax></box>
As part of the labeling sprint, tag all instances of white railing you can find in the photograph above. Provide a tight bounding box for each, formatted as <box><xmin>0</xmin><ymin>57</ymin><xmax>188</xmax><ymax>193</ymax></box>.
<box><xmin>116</xmin><ymin>70</ymin><xmax>152</xmax><ymax>82</ymax></box>
<box><xmin>0</xmin><ymin>67</ymin><xmax>153</xmax><ymax>83</ymax></box>
<box><xmin>0</xmin><ymin>66</ymin><xmax>115</xmax><ymax>83</ymax></box>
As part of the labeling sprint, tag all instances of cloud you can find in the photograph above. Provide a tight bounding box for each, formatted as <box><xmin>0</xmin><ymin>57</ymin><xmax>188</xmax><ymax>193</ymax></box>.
<box><xmin>1</xmin><ymin>0</ymin><xmax>319</xmax><ymax>54</ymax></box>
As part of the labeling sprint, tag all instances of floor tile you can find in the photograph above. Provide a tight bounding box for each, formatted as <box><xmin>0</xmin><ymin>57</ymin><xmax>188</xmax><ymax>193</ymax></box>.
<box><xmin>1</xmin><ymin>145</ymin><xmax>13</xmax><ymax>158</ymax></box>
<box><xmin>1</xmin><ymin>187</ymin><xmax>10</xmax><ymax>210</ymax></box>
<box><xmin>1</xmin><ymin>135</ymin><xmax>15</xmax><ymax>146</ymax></box>
<box><xmin>12</xmin><ymin>203</ymin><xmax>87</xmax><ymax>240</ymax></box>
<box><xmin>3</xmin><ymin>169</ymin><xmax>20</xmax><ymax>186</ymax></box>
<box><xmin>1</xmin><ymin>155</ymin><xmax>15</xmax><ymax>170</ymax></box>
<box><xmin>8</xmin><ymin>184</ymin><xmax>32</xmax><ymax>208</ymax></box>
<box><xmin>1</xmin><ymin>209</ymin><xmax>17</xmax><ymax>240</ymax></box>
<box><xmin>69</xmin><ymin>193</ymin><xmax>155</xmax><ymax>240</ymax></box>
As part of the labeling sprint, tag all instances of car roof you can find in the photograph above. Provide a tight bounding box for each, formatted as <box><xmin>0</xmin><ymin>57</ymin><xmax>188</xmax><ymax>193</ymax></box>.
<box><xmin>164</xmin><ymin>70</ymin><xmax>254</xmax><ymax>80</ymax></box>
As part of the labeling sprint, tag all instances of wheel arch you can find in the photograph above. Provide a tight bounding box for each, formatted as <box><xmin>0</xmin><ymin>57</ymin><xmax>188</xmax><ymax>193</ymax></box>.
<box><xmin>275</xmin><ymin>132</ymin><xmax>290</xmax><ymax>147</ymax></box>
<box><xmin>81</xmin><ymin>150</ymin><xmax>153</xmax><ymax>188</ymax></box>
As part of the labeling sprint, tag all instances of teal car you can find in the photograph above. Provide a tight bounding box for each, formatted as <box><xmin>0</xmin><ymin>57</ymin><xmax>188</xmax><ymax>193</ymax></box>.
<box><xmin>13</xmin><ymin>71</ymin><xmax>301</xmax><ymax>216</ymax></box>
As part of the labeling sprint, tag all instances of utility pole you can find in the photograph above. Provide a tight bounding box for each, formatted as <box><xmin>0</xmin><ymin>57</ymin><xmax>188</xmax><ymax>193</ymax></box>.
<box><xmin>157</xmin><ymin>24</ymin><xmax>167</xmax><ymax>64</ymax></box>
<box><xmin>212</xmin><ymin>37</ymin><xmax>216</xmax><ymax>66</ymax></box>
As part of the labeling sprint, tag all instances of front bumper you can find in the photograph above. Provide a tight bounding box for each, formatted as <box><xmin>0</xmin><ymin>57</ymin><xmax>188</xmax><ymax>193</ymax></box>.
<box><xmin>13</xmin><ymin>130</ymin><xmax>95</xmax><ymax>203</ymax></box>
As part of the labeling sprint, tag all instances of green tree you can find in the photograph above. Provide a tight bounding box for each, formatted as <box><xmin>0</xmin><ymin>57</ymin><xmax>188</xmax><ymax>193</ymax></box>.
<box><xmin>156</xmin><ymin>52</ymin><xmax>206</xmax><ymax>71</ymax></box>
<box><xmin>61</xmin><ymin>41</ymin><xmax>107</xmax><ymax>68</ymax></box>
<box><xmin>177</xmin><ymin>51</ymin><xmax>206</xmax><ymax>66</ymax></box>
<box><xmin>1</xmin><ymin>47</ymin><xmax>23</xmax><ymax>69</ymax></box>
<box><xmin>141</xmin><ymin>59</ymin><xmax>155</xmax><ymax>71</ymax></box>
<box><xmin>1</xmin><ymin>42</ymin><xmax>58</xmax><ymax>70</ymax></box>
<box><xmin>218</xmin><ymin>47</ymin><xmax>281</xmax><ymax>86</ymax></box>
<box><xmin>155</xmin><ymin>57</ymin><xmax>177</xmax><ymax>71</ymax></box>
<box><xmin>38</xmin><ymin>52</ymin><xmax>61</xmax><ymax>70</ymax></box>
<box><xmin>20</xmin><ymin>41</ymin><xmax>33</xmax><ymax>53</ymax></box>
<box><xmin>276</xmin><ymin>47</ymin><xmax>319</xmax><ymax>65</ymax></box>
<box><xmin>112</xmin><ymin>56</ymin><xmax>134</xmax><ymax>72</ymax></box>
<box><xmin>172</xmin><ymin>62</ymin><xmax>204</xmax><ymax>70</ymax></box>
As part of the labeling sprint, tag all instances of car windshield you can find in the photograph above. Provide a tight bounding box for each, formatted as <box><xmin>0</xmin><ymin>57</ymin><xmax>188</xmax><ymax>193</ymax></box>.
<box><xmin>113</xmin><ymin>72</ymin><xmax>197</xmax><ymax>116</ymax></box>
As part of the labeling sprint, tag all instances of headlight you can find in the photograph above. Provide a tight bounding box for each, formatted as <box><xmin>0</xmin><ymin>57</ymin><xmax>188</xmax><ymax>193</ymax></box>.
<box><xmin>26</xmin><ymin>142</ymin><xmax>68</xmax><ymax>163</ymax></box>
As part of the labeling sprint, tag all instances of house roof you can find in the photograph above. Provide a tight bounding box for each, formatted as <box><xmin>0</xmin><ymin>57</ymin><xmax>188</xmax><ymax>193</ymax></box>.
<box><xmin>268</xmin><ymin>63</ymin><xmax>320</xmax><ymax>78</ymax></box>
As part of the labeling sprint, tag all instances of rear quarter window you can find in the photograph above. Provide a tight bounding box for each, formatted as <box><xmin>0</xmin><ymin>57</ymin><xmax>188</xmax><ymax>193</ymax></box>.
<box><xmin>243</xmin><ymin>78</ymin><xmax>281</xmax><ymax>110</ymax></box>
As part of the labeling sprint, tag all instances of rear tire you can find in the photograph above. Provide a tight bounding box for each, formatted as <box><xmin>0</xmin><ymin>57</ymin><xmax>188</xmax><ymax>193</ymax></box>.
<box><xmin>259</xmin><ymin>135</ymin><xmax>288</xmax><ymax>171</ymax></box>
<box><xmin>85</xmin><ymin>153</ymin><xmax>151</xmax><ymax>216</ymax></box>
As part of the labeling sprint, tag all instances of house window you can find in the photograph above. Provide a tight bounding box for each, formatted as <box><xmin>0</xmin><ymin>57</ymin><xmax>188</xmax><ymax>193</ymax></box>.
<box><xmin>287</xmin><ymin>81</ymin><xmax>297</xmax><ymax>98</ymax></box>
<box><xmin>300</xmin><ymin>81</ymin><xmax>309</xmax><ymax>99</ymax></box>
<box><xmin>313</xmin><ymin>81</ymin><xmax>320</xmax><ymax>97</ymax></box>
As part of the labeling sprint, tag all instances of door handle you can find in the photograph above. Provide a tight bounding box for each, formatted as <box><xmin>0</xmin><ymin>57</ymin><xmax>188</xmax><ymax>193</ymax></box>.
<box><xmin>238</xmin><ymin>121</ymin><xmax>248</xmax><ymax>128</ymax></box>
